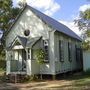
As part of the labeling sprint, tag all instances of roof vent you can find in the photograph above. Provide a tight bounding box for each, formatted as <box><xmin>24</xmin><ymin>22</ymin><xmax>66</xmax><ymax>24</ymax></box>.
<box><xmin>24</xmin><ymin>29</ymin><xmax>30</xmax><ymax>36</ymax></box>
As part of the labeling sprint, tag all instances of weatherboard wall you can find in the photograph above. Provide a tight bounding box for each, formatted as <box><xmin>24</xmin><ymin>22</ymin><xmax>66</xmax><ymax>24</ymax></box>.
<box><xmin>54</xmin><ymin>32</ymin><xmax>81</xmax><ymax>74</ymax></box>
<box><xmin>5</xmin><ymin>6</ymin><xmax>82</xmax><ymax>75</ymax></box>
<box><xmin>6</xmin><ymin>7</ymin><xmax>55</xmax><ymax>75</ymax></box>
<box><xmin>6</xmin><ymin>8</ymin><xmax>50</xmax><ymax>47</ymax></box>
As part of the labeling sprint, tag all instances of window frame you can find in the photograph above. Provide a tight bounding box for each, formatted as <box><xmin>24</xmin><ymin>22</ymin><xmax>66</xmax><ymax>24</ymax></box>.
<box><xmin>68</xmin><ymin>42</ymin><xmax>72</xmax><ymax>62</ymax></box>
<box><xmin>43</xmin><ymin>39</ymin><xmax>49</xmax><ymax>63</ymax></box>
<box><xmin>59</xmin><ymin>40</ymin><xmax>64</xmax><ymax>62</ymax></box>
<box><xmin>28</xmin><ymin>48</ymin><xmax>30</xmax><ymax>59</ymax></box>
<box><xmin>75</xmin><ymin>45</ymin><xmax>82</xmax><ymax>62</ymax></box>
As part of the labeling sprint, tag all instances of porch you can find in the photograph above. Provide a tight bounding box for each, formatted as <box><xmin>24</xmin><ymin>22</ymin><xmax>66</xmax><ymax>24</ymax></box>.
<box><xmin>7</xmin><ymin>49</ymin><xmax>27</xmax><ymax>74</ymax></box>
<box><xmin>6</xmin><ymin>36</ymin><xmax>42</xmax><ymax>75</ymax></box>
<box><xmin>7</xmin><ymin>49</ymin><xmax>40</xmax><ymax>75</ymax></box>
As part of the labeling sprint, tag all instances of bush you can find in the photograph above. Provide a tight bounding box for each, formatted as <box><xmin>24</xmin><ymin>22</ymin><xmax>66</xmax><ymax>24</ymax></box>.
<box><xmin>35</xmin><ymin>49</ymin><xmax>45</xmax><ymax>64</ymax></box>
<box><xmin>0</xmin><ymin>60</ymin><xmax>6</xmax><ymax>71</ymax></box>
<box><xmin>23</xmin><ymin>75</ymin><xmax>39</xmax><ymax>82</ymax></box>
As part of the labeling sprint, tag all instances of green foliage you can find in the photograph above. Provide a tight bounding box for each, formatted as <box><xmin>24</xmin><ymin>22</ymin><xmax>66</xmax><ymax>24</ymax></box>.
<box><xmin>0</xmin><ymin>0</ymin><xmax>21</xmax><ymax>61</ymax></box>
<box><xmin>0</xmin><ymin>0</ymin><xmax>20</xmax><ymax>31</ymax></box>
<box><xmin>82</xmin><ymin>9</ymin><xmax>90</xmax><ymax>20</ymax></box>
<box><xmin>23</xmin><ymin>75</ymin><xmax>39</xmax><ymax>82</ymax></box>
<box><xmin>82</xmin><ymin>41</ymin><xmax>90</xmax><ymax>50</ymax></box>
<box><xmin>35</xmin><ymin>49</ymin><xmax>45</xmax><ymax>64</ymax></box>
<box><xmin>0</xmin><ymin>60</ymin><xmax>6</xmax><ymax>71</ymax></box>
<box><xmin>0</xmin><ymin>45</ymin><xmax>5</xmax><ymax>61</ymax></box>
<box><xmin>75</xmin><ymin>9</ymin><xmax>90</xmax><ymax>30</ymax></box>
<box><xmin>85</xmin><ymin>30</ymin><xmax>90</xmax><ymax>37</ymax></box>
<box><xmin>75</xmin><ymin>9</ymin><xmax>90</xmax><ymax>50</ymax></box>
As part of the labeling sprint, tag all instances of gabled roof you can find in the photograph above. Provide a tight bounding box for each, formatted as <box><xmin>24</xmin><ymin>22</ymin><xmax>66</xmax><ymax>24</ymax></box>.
<box><xmin>5</xmin><ymin>5</ymin><xmax>82</xmax><ymax>41</ymax></box>
<box><xmin>17</xmin><ymin>36</ymin><xmax>27</xmax><ymax>48</ymax></box>
<box><xmin>6</xmin><ymin>36</ymin><xmax>42</xmax><ymax>50</ymax></box>
<box><xmin>18</xmin><ymin>36</ymin><xmax>41</xmax><ymax>48</ymax></box>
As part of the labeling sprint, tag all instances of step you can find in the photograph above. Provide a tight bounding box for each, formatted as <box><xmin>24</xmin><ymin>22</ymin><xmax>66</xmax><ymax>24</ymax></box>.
<box><xmin>6</xmin><ymin>73</ymin><xmax>26</xmax><ymax>83</ymax></box>
<box><xmin>10</xmin><ymin>71</ymin><xmax>26</xmax><ymax>74</ymax></box>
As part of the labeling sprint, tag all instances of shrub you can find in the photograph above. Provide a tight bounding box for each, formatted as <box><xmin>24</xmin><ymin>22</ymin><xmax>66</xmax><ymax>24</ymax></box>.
<box><xmin>0</xmin><ymin>60</ymin><xmax>6</xmax><ymax>71</ymax></box>
<box><xmin>23</xmin><ymin>75</ymin><xmax>39</xmax><ymax>82</ymax></box>
<box><xmin>35</xmin><ymin>49</ymin><xmax>45</xmax><ymax>64</ymax></box>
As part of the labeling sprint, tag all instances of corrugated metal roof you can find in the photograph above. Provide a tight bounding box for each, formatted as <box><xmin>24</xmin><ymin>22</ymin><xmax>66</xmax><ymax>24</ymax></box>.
<box><xmin>27</xmin><ymin>5</ymin><xmax>82</xmax><ymax>41</ymax></box>
<box><xmin>26</xmin><ymin>37</ymin><xmax>41</xmax><ymax>47</ymax></box>
<box><xmin>6</xmin><ymin>36</ymin><xmax>41</xmax><ymax>50</ymax></box>
<box><xmin>5</xmin><ymin>5</ymin><xmax>81</xmax><ymax>41</ymax></box>
<box><xmin>17</xmin><ymin>36</ymin><xmax>27</xmax><ymax>48</ymax></box>
<box><xmin>17</xmin><ymin>36</ymin><xmax>41</xmax><ymax>48</ymax></box>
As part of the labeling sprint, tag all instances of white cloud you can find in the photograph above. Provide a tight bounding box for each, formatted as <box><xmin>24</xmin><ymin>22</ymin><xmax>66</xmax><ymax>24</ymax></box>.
<box><xmin>15</xmin><ymin>0</ymin><xmax>60</xmax><ymax>16</ymax></box>
<box><xmin>71</xmin><ymin>4</ymin><xmax>90</xmax><ymax>20</ymax></box>
<box><xmin>79</xmin><ymin>4</ymin><xmax>90</xmax><ymax>12</ymax></box>
<box><xmin>27</xmin><ymin>0</ymin><xmax>53</xmax><ymax>10</ymax></box>
<box><xmin>44</xmin><ymin>2</ymin><xmax>60</xmax><ymax>16</ymax></box>
<box><xmin>59</xmin><ymin>20</ymin><xmax>81</xmax><ymax>36</ymax></box>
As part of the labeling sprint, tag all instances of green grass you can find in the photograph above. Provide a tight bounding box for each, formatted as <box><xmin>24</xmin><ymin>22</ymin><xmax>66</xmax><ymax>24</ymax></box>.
<box><xmin>73</xmin><ymin>75</ymin><xmax>90</xmax><ymax>88</ymax></box>
<box><xmin>51</xmin><ymin>74</ymin><xmax>90</xmax><ymax>90</ymax></box>
<box><xmin>0</xmin><ymin>71</ymin><xmax>90</xmax><ymax>90</ymax></box>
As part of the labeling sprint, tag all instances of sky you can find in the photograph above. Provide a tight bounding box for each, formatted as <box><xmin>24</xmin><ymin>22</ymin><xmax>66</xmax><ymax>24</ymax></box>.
<box><xmin>13</xmin><ymin>0</ymin><xmax>90</xmax><ymax>36</ymax></box>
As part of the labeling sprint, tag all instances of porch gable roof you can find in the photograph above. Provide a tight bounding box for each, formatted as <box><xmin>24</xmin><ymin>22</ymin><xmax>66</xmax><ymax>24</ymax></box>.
<box><xmin>6</xmin><ymin>36</ymin><xmax>42</xmax><ymax>50</ymax></box>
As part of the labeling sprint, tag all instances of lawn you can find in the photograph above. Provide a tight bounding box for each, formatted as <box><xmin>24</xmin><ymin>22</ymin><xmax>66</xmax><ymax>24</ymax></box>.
<box><xmin>0</xmin><ymin>71</ymin><xmax>90</xmax><ymax>90</ymax></box>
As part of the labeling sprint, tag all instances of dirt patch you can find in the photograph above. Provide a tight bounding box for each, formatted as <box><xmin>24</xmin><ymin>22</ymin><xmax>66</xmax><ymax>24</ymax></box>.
<box><xmin>0</xmin><ymin>80</ymin><xmax>89</xmax><ymax>90</ymax></box>
<box><xmin>0</xmin><ymin>72</ymin><xmax>90</xmax><ymax>90</ymax></box>
<box><xmin>0</xmin><ymin>81</ymin><xmax>73</xmax><ymax>90</ymax></box>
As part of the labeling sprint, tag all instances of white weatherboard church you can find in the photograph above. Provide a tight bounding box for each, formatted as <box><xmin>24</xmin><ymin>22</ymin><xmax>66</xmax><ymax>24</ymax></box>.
<box><xmin>4</xmin><ymin>5</ymin><xmax>83</xmax><ymax>77</ymax></box>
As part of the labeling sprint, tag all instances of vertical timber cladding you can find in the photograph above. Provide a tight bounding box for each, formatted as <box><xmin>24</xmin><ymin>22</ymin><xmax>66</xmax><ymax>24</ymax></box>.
<box><xmin>5</xmin><ymin>7</ymin><xmax>50</xmax><ymax>48</ymax></box>
<box><xmin>54</xmin><ymin>32</ymin><xmax>81</xmax><ymax>74</ymax></box>
<box><xmin>5</xmin><ymin>5</ymin><xmax>82</xmax><ymax>75</ymax></box>
<box><xmin>5</xmin><ymin>7</ymin><xmax>51</xmax><ymax>75</ymax></box>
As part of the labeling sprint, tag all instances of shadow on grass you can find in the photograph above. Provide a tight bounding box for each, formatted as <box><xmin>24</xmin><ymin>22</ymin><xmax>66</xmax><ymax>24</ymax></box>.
<box><xmin>56</xmin><ymin>71</ymin><xmax>90</xmax><ymax>80</ymax></box>
<box><xmin>50</xmin><ymin>77</ymin><xmax>90</xmax><ymax>90</ymax></box>
<box><xmin>0</xmin><ymin>71</ymin><xmax>90</xmax><ymax>90</ymax></box>
<box><xmin>54</xmin><ymin>73</ymin><xmax>90</xmax><ymax>89</ymax></box>
<box><xmin>0</xmin><ymin>83</ymin><xmax>20</xmax><ymax>90</ymax></box>
<box><xmin>25</xmin><ymin>82</ymin><xmax>48</xmax><ymax>88</ymax></box>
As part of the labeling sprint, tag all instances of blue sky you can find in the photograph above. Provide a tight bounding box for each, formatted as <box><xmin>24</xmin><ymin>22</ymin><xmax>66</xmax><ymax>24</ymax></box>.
<box><xmin>13</xmin><ymin>0</ymin><xmax>90</xmax><ymax>21</ymax></box>
<box><xmin>13</xmin><ymin>0</ymin><xmax>90</xmax><ymax>35</ymax></box>
<box><xmin>54</xmin><ymin>0</ymin><xmax>89</xmax><ymax>21</ymax></box>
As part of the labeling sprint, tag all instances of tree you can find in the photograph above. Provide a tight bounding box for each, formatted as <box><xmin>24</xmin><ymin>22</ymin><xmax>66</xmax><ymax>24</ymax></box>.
<box><xmin>0</xmin><ymin>0</ymin><xmax>21</xmax><ymax>46</ymax></box>
<box><xmin>75</xmin><ymin>9</ymin><xmax>90</xmax><ymax>50</ymax></box>
<box><xmin>0</xmin><ymin>0</ymin><xmax>21</xmax><ymax>61</ymax></box>
<box><xmin>0</xmin><ymin>0</ymin><xmax>20</xmax><ymax>32</ymax></box>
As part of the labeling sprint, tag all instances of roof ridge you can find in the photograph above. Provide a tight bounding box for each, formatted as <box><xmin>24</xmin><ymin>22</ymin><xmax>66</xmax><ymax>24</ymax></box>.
<box><xmin>27</xmin><ymin>5</ymin><xmax>81</xmax><ymax>41</ymax></box>
<box><xmin>5</xmin><ymin>4</ymin><xmax>81</xmax><ymax>41</ymax></box>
